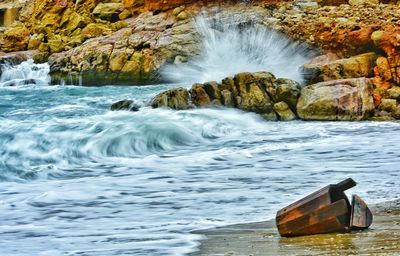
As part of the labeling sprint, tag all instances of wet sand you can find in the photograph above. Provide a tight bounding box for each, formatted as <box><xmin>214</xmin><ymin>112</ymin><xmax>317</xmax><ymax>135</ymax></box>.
<box><xmin>192</xmin><ymin>200</ymin><xmax>400</xmax><ymax>256</ymax></box>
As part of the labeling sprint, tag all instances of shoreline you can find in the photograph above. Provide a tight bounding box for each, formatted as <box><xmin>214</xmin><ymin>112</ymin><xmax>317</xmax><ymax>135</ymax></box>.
<box><xmin>192</xmin><ymin>200</ymin><xmax>400</xmax><ymax>255</ymax></box>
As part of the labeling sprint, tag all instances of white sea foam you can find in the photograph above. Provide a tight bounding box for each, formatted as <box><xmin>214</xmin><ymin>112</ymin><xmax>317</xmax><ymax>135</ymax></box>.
<box><xmin>0</xmin><ymin>59</ymin><xmax>51</xmax><ymax>87</ymax></box>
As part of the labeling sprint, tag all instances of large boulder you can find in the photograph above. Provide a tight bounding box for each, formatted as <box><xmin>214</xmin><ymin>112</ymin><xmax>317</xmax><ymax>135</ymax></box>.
<box><xmin>0</xmin><ymin>50</ymin><xmax>46</xmax><ymax>65</ymax></box>
<box><xmin>297</xmin><ymin>78</ymin><xmax>375</xmax><ymax>121</ymax></box>
<box><xmin>233</xmin><ymin>72</ymin><xmax>275</xmax><ymax>117</ymax></box>
<box><xmin>304</xmin><ymin>52</ymin><xmax>377</xmax><ymax>84</ymax></box>
<box><xmin>150</xmin><ymin>87</ymin><xmax>191</xmax><ymax>109</ymax></box>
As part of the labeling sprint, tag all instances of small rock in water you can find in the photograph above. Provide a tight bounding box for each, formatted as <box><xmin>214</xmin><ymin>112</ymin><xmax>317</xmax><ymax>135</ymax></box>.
<box><xmin>111</xmin><ymin>100</ymin><xmax>140</xmax><ymax>112</ymax></box>
<box><xmin>174</xmin><ymin>55</ymin><xmax>188</xmax><ymax>65</ymax></box>
<box><xmin>151</xmin><ymin>88</ymin><xmax>191</xmax><ymax>109</ymax></box>
<box><xmin>274</xmin><ymin>101</ymin><xmax>297</xmax><ymax>121</ymax></box>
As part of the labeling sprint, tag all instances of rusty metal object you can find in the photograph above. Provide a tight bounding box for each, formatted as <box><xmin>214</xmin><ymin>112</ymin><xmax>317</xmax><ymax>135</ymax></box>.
<box><xmin>276</xmin><ymin>178</ymin><xmax>372</xmax><ymax>237</ymax></box>
<box><xmin>350</xmin><ymin>194</ymin><xmax>373</xmax><ymax>230</ymax></box>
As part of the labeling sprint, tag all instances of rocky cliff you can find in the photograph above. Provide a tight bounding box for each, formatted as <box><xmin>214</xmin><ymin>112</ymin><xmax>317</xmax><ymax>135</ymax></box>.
<box><xmin>0</xmin><ymin>0</ymin><xmax>398</xmax><ymax>84</ymax></box>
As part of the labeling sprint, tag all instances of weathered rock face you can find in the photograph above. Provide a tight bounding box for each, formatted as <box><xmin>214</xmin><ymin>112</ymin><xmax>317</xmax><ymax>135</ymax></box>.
<box><xmin>0</xmin><ymin>26</ymin><xmax>30</xmax><ymax>52</ymax></box>
<box><xmin>270</xmin><ymin>2</ymin><xmax>400</xmax><ymax>59</ymax></box>
<box><xmin>47</xmin><ymin>10</ymin><xmax>201</xmax><ymax>85</ymax></box>
<box><xmin>47</xmin><ymin>5</ymin><xmax>273</xmax><ymax>85</ymax></box>
<box><xmin>371</xmin><ymin>27</ymin><xmax>400</xmax><ymax>87</ymax></box>
<box><xmin>370</xmin><ymin>27</ymin><xmax>400</xmax><ymax>105</ymax></box>
<box><xmin>297</xmin><ymin>78</ymin><xmax>375</xmax><ymax>121</ymax></box>
<box><xmin>93</xmin><ymin>2</ymin><xmax>124</xmax><ymax>21</ymax></box>
<box><xmin>1</xmin><ymin>0</ymin><xmax>96</xmax><ymax>52</ymax></box>
<box><xmin>122</xmin><ymin>0</ymin><xmax>244</xmax><ymax>14</ymax></box>
<box><xmin>149</xmin><ymin>72</ymin><xmax>302</xmax><ymax>121</ymax></box>
<box><xmin>348</xmin><ymin>0</ymin><xmax>379</xmax><ymax>5</ymax></box>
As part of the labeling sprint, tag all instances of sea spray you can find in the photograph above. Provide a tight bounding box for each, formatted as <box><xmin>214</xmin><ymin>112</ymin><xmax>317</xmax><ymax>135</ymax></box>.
<box><xmin>162</xmin><ymin>13</ymin><xmax>315</xmax><ymax>84</ymax></box>
<box><xmin>0</xmin><ymin>59</ymin><xmax>51</xmax><ymax>87</ymax></box>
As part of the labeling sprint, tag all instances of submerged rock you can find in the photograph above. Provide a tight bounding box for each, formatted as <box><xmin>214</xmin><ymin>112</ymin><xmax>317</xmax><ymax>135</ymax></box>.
<box><xmin>111</xmin><ymin>100</ymin><xmax>140</xmax><ymax>111</ymax></box>
<box><xmin>297</xmin><ymin>78</ymin><xmax>375</xmax><ymax>121</ymax></box>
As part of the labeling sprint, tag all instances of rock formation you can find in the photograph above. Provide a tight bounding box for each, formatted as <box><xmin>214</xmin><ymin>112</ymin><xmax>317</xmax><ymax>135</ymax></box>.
<box><xmin>151</xmin><ymin>72</ymin><xmax>302</xmax><ymax>121</ymax></box>
<box><xmin>147</xmin><ymin>72</ymin><xmax>380</xmax><ymax>121</ymax></box>
<box><xmin>297</xmin><ymin>78</ymin><xmax>375</xmax><ymax>121</ymax></box>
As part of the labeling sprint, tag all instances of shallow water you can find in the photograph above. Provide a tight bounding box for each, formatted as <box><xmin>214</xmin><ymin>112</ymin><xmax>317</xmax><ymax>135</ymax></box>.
<box><xmin>1</xmin><ymin>82</ymin><xmax>400</xmax><ymax>255</ymax></box>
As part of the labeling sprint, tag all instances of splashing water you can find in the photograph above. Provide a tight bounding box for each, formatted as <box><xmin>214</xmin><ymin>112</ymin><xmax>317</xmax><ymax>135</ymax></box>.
<box><xmin>0</xmin><ymin>59</ymin><xmax>51</xmax><ymax>87</ymax></box>
<box><xmin>162</xmin><ymin>14</ymin><xmax>315</xmax><ymax>84</ymax></box>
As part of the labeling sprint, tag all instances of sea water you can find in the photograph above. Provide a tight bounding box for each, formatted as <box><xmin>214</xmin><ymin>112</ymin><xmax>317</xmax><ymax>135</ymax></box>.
<box><xmin>1</xmin><ymin>72</ymin><xmax>400</xmax><ymax>255</ymax></box>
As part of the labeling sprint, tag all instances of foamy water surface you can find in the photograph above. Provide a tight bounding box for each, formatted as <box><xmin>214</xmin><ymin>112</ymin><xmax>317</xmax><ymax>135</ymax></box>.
<box><xmin>1</xmin><ymin>83</ymin><xmax>400</xmax><ymax>255</ymax></box>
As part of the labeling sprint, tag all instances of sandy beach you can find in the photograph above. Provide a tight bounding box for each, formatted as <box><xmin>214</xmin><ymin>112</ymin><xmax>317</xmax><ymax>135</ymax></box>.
<box><xmin>193</xmin><ymin>200</ymin><xmax>400</xmax><ymax>256</ymax></box>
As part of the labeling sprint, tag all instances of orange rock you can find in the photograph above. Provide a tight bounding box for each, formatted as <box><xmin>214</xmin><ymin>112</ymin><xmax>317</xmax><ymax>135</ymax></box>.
<box><xmin>0</xmin><ymin>26</ymin><xmax>30</xmax><ymax>52</ymax></box>
<box><xmin>373</xmin><ymin>90</ymin><xmax>382</xmax><ymax>107</ymax></box>
<box><xmin>371</xmin><ymin>76</ymin><xmax>391</xmax><ymax>89</ymax></box>
<box><xmin>371</xmin><ymin>76</ymin><xmax>392</xmax><ymax>106</ymax></box>
<box><xmin>370</xmin><ymin>27</ymin><xmax>400</xmax><ymax>86</ymax></box>
<box><xmin>348</xmin><ymin>27</ymin><xmax>376</xmax><ymax>47</ymax></box>
<box><xmin>374</xmin><ymin>57</ymin><xmax>392</xmax><ymax>81</ymax></box>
